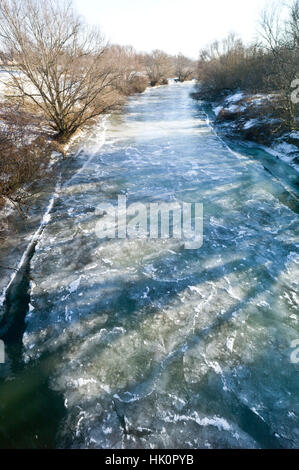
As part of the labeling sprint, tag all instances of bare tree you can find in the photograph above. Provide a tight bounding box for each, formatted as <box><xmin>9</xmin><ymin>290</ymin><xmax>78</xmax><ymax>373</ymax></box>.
<box><xmin>144</xmin><ymin>50</ymin><xmax>171</xmax><ymax>86</ymax></box>
<box><xmin>0</xmin><ymin>0</ymin><xmax>123</xmax><ymax>142</ymax></box>
<box><xmin>110</xmin><ymin>45</ymin><xmax>148</xmax><ymax>95</ymax></box>
<box><xmin>197</xmin><ymin>34</ymin><xmax>248</xmax><ymax>98</ymax></box>
<box><xmin>260</xmin><ymin>0</ymin><xmax>299</xmax><ymax>129</ymax></box>
<box><xmin>174</xmin><ymin>53</ymin><xmax>195</xmax><ymax>82</ymax></box>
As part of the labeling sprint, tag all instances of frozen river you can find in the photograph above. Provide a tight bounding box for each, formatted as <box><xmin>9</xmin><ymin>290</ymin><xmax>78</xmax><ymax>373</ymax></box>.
<box><xmin>0</xmin><ymin>82</ymin><xmax>298</xmax><ymax>448</ymax></box>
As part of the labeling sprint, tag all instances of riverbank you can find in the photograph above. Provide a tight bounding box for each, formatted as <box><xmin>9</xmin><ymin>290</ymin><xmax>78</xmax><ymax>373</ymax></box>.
<box><xmin>192</xmin><ymin>90</ymin><xmax>299</xmax><ymax>172</ymax></box>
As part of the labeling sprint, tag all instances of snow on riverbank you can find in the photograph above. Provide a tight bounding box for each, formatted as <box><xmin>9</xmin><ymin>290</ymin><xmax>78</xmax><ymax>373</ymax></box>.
<box><xmin>0</xmin><ymin>69</ymin><xmax>11</xmax><ymax>99</ymax></box>
<box><xmin>210</xmin><ymin>91</ymin><xmax>299</xmax><ymax>171</ymax></box>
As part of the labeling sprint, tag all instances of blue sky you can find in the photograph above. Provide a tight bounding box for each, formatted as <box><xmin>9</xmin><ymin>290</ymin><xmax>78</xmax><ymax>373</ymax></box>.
<box><xmin>74</xmin><ymin>0</ymin><xmax>274</xmax><ymax>58</ymax></box>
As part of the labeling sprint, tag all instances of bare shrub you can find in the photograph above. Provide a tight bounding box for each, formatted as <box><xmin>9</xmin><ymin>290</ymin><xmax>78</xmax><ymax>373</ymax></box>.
<box><xmin>196</xmin><ymin>2</ymin><xmax>299</xmax><ymax>131</ymax></box>
<box><xmin>0</xmin><ymin>105</ymin><xmax>54</xmax><ymax>207</ymax></box>
<box><xmin>110</xmin><ymin>45</ymin><xmax>148</xmax><ymax>95</ymax></box>
<box><xmin>197</xmin><ymin>34</ymin><xmax>252</xmax><ymax>99</ymax></box>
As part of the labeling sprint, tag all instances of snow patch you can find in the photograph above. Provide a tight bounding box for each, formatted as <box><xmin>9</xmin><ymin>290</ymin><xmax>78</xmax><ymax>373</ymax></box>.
<box><xmin>243</xmin><ymin>119</ymin><xmax>259</xmax><ymax>130</ymax></box>
<box><xmin>213</xmin><ymin>105</ymin><xmax>223</xmax><ymax>117</ymax></box>
<box><xmin>226</xmin><ymin>92</ymin><xmax>244</xmax><ymax>103</ymax></box>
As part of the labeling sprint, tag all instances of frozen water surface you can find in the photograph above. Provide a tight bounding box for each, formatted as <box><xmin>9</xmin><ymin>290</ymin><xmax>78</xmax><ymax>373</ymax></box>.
<box><xmin>1</xmin><ymin>83</ymin><xmax>298</xmax><ymax>449</ymax></box>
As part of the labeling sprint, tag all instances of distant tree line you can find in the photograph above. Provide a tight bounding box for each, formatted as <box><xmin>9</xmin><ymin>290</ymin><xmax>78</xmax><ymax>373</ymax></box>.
<box><xmin>143</xmin><ymin>50</ymin><xmax>195</xmax><ymax>86</ymax></box>
<box><xmin>196</xmin><ymin>0</ymin><xmax>299</xmax><ymax>131</ymax></box>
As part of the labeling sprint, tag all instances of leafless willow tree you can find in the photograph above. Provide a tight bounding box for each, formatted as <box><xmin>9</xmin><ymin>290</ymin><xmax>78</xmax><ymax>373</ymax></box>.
<box><xmin>0</xmin><ymin>0</ymin><xmax>123</xmax><ymax>141</ymax></box>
